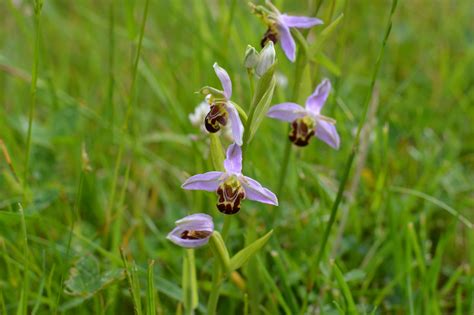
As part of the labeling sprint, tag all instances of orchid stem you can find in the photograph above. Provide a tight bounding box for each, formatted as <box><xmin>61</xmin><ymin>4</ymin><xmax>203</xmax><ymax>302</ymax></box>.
<box><xmin>221</xmin><ymin>215</ymin><xmax>232</xmax><ymax>241</ymax></box>
<box><xmin>207</xmin><ymin>217</ymin><xmax>231</xmax><ymax>313</ymax></box>
<box><xmin>207</xmin><ymin>261</ymin><xmax>222</xmax><ymax>315</ymax></box>
<box><xmin>183</xmin><ymin>249</ymin><xmax>197</xmax><ymax>315</ymax></box>
<box><xmin>276</xmin><ymin>136</ymin><xmax>292</xmax><ymax>196</ymax></box>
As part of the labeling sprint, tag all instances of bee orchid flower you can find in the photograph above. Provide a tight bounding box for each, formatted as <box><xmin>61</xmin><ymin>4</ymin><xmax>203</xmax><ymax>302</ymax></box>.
<box><xmin>259</xmin><ymin>1</ymin><xmax>323</xmax><ymax>62</ymax></box>
<box><xmin>182</xmin><ymin>143</ymin><xmax>278</xmax><ymax>214</ymax></box>
<box><xmin>267</xmin><ymin>78</ymin><xmax>340</xmax><ymax>148</ymax></box>
<box><xmin>167</xmin><ymin>213</ymin><xmax>214</xmax><ymax>248</ymax></box>
<box><xmin>202</xmin><ymin>63</ymin><xmax>244</xmax><ymax>145</ymax></box>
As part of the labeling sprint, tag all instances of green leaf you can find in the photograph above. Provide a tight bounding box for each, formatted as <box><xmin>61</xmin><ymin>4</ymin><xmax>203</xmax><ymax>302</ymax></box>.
<box><xmin>309</xmin><ymin>13</ymin><xmax>344</xmax><ymax>57</ymax></box>
<box><xmin>314</xmin><ymin>52</ymin><xmax>342</xmax><ymax>77</ymax></box>
<box><xmin>146</xmin><ymin>260</ymin><xmax>159</xmax><ymax>315</ymax></box>
<box><xmin>209</xmin><ymin>134</ymin><xmax>225</xmax><ymax>171</ymax></box>
<box><xmin>246</xmin><ymin>64</ymin><xmax>276</xmax><ymax>142</ymax></box>
<box><xmin>331</xmin><ymin>260</ymin><xmax>358</xmax><ymax>314</ymax></box>
<box><xmin>209</xmin><ymin>231</ymin><xmax>231</xmax><ymax>272</ymax></box>
<box><xmin>252</xmin><ymin>63</ymin><xmax>275</xmax><ymax>109</ymax></box>
<box><xmin>64</xmin><ymin>255</ymin><xmax>125</xmax><ymax>297</ymax></box>
<box><xmin>229</xmin><ymin>230</ymin><xmax>273</xmax><ymax>271</ymax></box>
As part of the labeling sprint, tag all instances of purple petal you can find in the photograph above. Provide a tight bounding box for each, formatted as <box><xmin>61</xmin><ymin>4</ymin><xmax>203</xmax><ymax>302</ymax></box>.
<box><xmin>306</xmin><ymin>79</ymin><xmax>331</xmax><ymax>113</ymax></box>
<box><xmin>167</xmin><ymin>226</ymin><xmax>211</xmax><ymax>248</ymax></box>
<box><xmin>279</xmin><ymin>14</ymin><xmax>323</xmax><ymax>28</ymax></box>
<box><xmin>226</xmin><ymin>103</ymin><xmax>244</xmax><ymax>146</ymax></box>
<box><xmin>267</xmin><ymin>102</ymin><xmax>306</xmax><ymax>122</ymax></box>
<box><xmin>224</xmin><ymin>143</ymin><xmax>242</xmax><ymax>174</ymax></box>
<box><xmin>213</xmin><ymin>63</ymin><xmax>232</xmax><ymax>99</ymax></box>
<box><xmin>315</xmin><ymin>120</ymin><xmax>340</xmax><ymax>149</ymax></box>
<box><xmin>241</xmin><ymin>176</ymin><xmax>278</xmax><ymax>206</ymax></box>
<box><xmin>175</xmin><ymin>213</ymin><xmax>214</xmax><ymax>231</ymax></box>
<box><xmin>277</xmin><ymin>23</ymin><xmax>296</xmax><ymax>62</ymax></box>
<box><xmin>182</xmin><ymin>171</ymin><xmax>224</xmax><ymax>191</ymax></box>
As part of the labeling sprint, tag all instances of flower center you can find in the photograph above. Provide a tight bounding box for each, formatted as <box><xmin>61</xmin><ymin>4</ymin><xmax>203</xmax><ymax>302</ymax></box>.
<box><xmin>289</xmin><ymin>116</ymin><xmax>316</xmax><ymax>147</ymax></box>
<box><xmin>261</xmin><ymin>24</ymin><xmax>279</xmax><ymax>48</ymax></box>
<box><xmin>180</xmin><ymin>230</ymin><xmax>212</xmax><ymax>240</ymax></box>
<box><xmin>205</xmin><ymin>103</ymin><xmax>228</xmax><ymax>133</ymax></box>
<box><xmin>216</xmin><ymin>176</ymin><xmax>246</xmax><ymax>215</ymax></box>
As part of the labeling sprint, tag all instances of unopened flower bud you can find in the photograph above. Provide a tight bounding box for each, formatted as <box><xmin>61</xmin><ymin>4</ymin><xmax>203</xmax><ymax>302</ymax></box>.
<box><xmin>167</xmin><ymin>213</ymin><xmax>214</xmax><ymax>248</ymax></box>
<box><xmin>244</xmin><ymin>45</ymin><xmax>259</xmax><ymax>69</ymax></box>
<box><xmin>256</xmin><ymin>41</ymin><xmax>275</xmax><ymax>76</ymax></box>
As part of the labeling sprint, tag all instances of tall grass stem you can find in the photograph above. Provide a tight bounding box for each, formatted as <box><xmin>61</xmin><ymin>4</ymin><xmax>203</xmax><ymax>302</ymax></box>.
<box><xmin>308</xmin><ymin>0</ymin><xmax>398</xmax><ymax>293</ymax></box>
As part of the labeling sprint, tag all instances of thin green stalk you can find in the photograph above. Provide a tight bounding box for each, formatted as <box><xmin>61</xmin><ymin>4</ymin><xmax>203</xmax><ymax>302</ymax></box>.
<box><xmin>406</xmin><ymin>228</ymin><xmax>415</xmax><ymax>315</ymax></box>
<box><xmin>105</xmin><ymin>0</ymin><xmax>150</xmax><ymax>237</ymax></box>
<box><xmin>331</xmin><ymin>261</ymin><xmax>358</xmax><ymax>314</ymax></box>
<box><xmin>122</xmin><ymin>0</ymin><xmax>149</xmax><ymax>130</ymax></box>
<box><xmin>276</xmin><ymin>137</ymin><xmax>291</xmax><ymax>196</ymax></box>
<box><xmin>23</xmin><ymin>0</ymin><xmax>43</xmax><ymax>197</ymax></box>
<box><xmin>107</xmin><ymin>0</ymin><xmax>116</xmax><ymax>133</ymax></box>
<box><xmin>183</xmin><ymin>250</ymin><xmax>197</xmax><ymax>315</ymax></box>
<box><xmin>18</xmin><ymin>3</ymin><xmax>42</xmax><ymax>314</ymax></box>
<box><xmin>207</xmin><ymin>261</ymin><xmax>222</xmax><ymax>315</ymax></box>
<box><xmin>53</xmin><ymin>165</ymin><xmax>86</xmax><ymax>313</ymax></box>
<box><xmin>121</xmin><ymin>249</ymin><xmax>143</xmax><ymax>315</ymax></box>
<box><xmin>147</xmin><ymin>260</ymin><xmax>157</xmax><ymax>315</ymax></box>
<box><xmin>305</xmin><ymin>0</ymin><xmax>398</xmax><ymax>300</ymax></box>
<box><xmin>206</xmin><ymin>230</ymin><xmax>231</xmax><ymax>314</ymax></box>
<box><xmin>17</xmin><ymin>203</ymin><xmax>29</xmax><ymax>315</ymax></box>
<box><xmin>221</xmin><ymin>215</ymin><xmax>232</xmax><ymax>241</ymax></box>
<box><xmin>23</xmin><ymin>0</ymin><xmax>42</xmax><ymax>193</ymax></box>
<box><xmin>312</xmin><ymin>0</ymin><xmax>326</xmax><ymax>17</ymax></box>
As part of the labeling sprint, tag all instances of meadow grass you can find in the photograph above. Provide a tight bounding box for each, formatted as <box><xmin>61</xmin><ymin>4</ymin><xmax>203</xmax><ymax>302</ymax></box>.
<box><xmin>0</xmin><ymin>0</ymin><xmax>473</xmax><ymax>314</ymax></box>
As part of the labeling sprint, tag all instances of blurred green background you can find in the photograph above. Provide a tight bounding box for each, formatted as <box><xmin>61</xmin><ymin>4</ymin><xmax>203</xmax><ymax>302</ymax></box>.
<box><xmin>0</xmin><ymin>0</ymin><xmax>473</xmax><ymax>314</ymax></box>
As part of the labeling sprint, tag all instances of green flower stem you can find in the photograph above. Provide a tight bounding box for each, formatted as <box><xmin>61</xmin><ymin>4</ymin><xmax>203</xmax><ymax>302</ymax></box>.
<box><xmin>183</xmin><ymin>249</ymin><xmax>198</xmax><ymax>315</ymax></box>
<box><xmin>209</xmin><ymin>232</ymin><xmax>231</xmax><ymax>272</ymax></box>
<box><xmin>207</xmin><ymin>231</ymin><xmax>231</xmax><ymax>314</ymax></box>
<box><xmin>304</xmin><ymin>0</ymin><xmax>398</xmax><ymax>303</ymax></box>
<box><xmin>276</xmin><ymin>136</ymin><xmax>292</xmax><ymax>196</ymax></box>
<box><xmin>207</xmin><ymin>262</ymin><xmax>222</xmax><ymax>315</ymax></box>
<box><xmin>221</xmin><ymin>215</ymin><xmax>232</xmax><ymax>241</ymax></box>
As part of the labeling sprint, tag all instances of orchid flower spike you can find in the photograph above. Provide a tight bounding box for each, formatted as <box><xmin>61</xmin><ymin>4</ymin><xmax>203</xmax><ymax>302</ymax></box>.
<box><xmin>267</xmin><ymin>78</ymin><xmax>340</xmax><ymax>148</ymax></box>
<box><xmin>258</xmin><ymin>1</ymin><xmax>323</xmax><ymax>62</ymax></box>
<box><xmin>182</xmin><ymin>143</ymin><xmax>278</xmax><ymax>214</ymax></box>
<box><xmin>167</xmin><ymin>213</ymin><xmax>214</xmax><ymax>248</ymax></box>
<box><xmin>202</xmin><ymin>63</ymin><xmax>244</xmax><ymax>145</ymax></box>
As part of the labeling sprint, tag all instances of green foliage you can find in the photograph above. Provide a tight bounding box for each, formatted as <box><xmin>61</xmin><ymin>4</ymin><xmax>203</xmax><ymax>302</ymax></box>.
<box><xmin>246</xmin><ymin>63</ymin><xmax>277</xmax><ymax>143</ymax></box>
<box><xmin>0</xmin><ymin>0</ymin><xmax>473</xmax><ymax>314</ymax></box>
<box><xmin>229</xmin><ymin>230</ymin><xmax>273</xmax><ymax>271</ymax></box>
<box><xmin>64</xmin><ymin>255</ymin><xmax>124</xmax><ymax>297</ymax></box>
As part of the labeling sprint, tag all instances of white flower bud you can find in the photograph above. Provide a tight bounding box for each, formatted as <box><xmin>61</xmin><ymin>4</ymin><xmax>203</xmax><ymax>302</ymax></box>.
<box><xmin>244</xmin><ymin>45</ymin><xmax>260</xmax><ymax>69</ymax></box>
<box><xmin>256</xmin><ymin>41</ymin><xmax>275</xmax><ymax>76</ymax></box>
